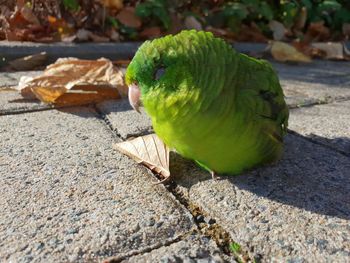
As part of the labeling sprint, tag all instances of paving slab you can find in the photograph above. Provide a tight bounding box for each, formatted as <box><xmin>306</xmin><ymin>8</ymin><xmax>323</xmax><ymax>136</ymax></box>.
<box><xmin>0</xmin><ymin>89</ymin><xmax>53</xmax><ymax>115</ymax></box>
<box><xmin>110</xmin><ymin>233</ymin><xmax>232</xmax><ymax>263</ymax></box>
<box><xmin>169</xmin><ymin>134</ymin><xmax>350</xmax><ymax>262</ymax></box>
<box><xmin>289</xmin><ymin>100</ymin><xmax>350</xmax><ymax>155</ymax></box>
<box><xmin>96</xmin><ymin>99</ymin><xmax>153</xmax><ymax>139</ymax></box>
<box><xmin>0</xmin><ymin>71</ymin><xmax>52</xmax><ymax>115</ymax></box>
<box><xmin>0</xmin><ymin>71</ymin><xmax>42</xmax><ymax>88</ymax></box>
<box><xmin>273</xmin><ymin>60</ymin><xmax>350</xmax><ymax>107</ymax></box>
<box><xmin>0</xmin><ymin>107</ymin><xmax>195</xmax><ymax>262</ymax></box>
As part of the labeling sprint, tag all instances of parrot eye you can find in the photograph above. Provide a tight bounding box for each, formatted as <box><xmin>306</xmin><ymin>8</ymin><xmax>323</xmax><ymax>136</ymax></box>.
<box><xmin>154</xmin><ymin>67</ymin><xmax>165</xmax><ymax>80</ymax></box>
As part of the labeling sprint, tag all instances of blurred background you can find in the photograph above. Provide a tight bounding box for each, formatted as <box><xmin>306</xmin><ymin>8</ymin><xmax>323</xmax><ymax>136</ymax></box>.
<box><xmin>1</xmin><ymin>0</ymin><xmax>350</xmax><ymax>43</ymax></box>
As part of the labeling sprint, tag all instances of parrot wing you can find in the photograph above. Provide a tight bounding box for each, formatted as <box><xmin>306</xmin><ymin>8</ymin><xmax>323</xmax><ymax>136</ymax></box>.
<box><xmin>235</xmin><ymin>54</ymin><xmax>289</xmax><ymax>142</ymax></box>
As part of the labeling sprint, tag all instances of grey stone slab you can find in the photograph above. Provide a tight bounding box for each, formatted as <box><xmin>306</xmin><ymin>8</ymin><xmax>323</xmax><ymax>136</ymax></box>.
<box><xmin>169</xmin><ymin>134</ymin><xmax>350</xmax><ymax>262</ymax></box>
<box><xmin>0</xmin><ymin>89</ymin><xmax>53</xmax><ymax>115</ymax></box>
<box><xmin>0</xmin><ymin>108</ymin><xmax>194</xmax><ymax>262</ymax></box>
<box><xmin>272</xmin><ymin>61</ymin><xmax>350</xmax><ymax>107</ymax></box>
<box><xmin>96</xmin><ymin>99</ymin><xmax>153</xmax><ymax>139</ymax></box>
<box><xmin>110</xmin><ymin>233</ymin><xmax>234</xmax><ymax>263</ymax></box>
<box><xmin>289</xmin><ymin>100</ymin><xmax>350</xmax><ymax>155</ymax></box>
<box><xmin>0</xmin><ymin>71</ymin><xmax>42</xmax><ymax>88</ymax></box>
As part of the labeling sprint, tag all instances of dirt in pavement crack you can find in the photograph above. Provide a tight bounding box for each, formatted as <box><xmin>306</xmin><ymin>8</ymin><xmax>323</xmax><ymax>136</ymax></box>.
<box><xmin>165</xmin><ymin>180</ymin><xmax>255</xmax><ymax>263</ymax></box>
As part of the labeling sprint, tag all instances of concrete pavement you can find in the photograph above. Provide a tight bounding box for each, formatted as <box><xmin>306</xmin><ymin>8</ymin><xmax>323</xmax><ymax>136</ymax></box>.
<box><xmin>0</xmin><ymin>60</ymin><xmax>349</xmax><ymax>262</ymax></box>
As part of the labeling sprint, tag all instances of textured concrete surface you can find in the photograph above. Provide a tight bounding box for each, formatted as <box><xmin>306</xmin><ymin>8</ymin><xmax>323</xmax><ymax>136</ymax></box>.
<box><xmin>97</xmin><ymin>99</ymin><xmax>153</xmax><ymax>139</ymax></box>
<box><xmin>0</xmin><ymin>89</ymin><xmax>52</xmax><ymax>115</ymax></box>
<box><xmin>273</xmin><ymin>61</ymin><xmax>350</xmax><ymax>107</ymax></box>
<box><xmin>0</xmin><ymin>72</ymin><xmax>49</xmax><ymax>115</ymax></box>
<box><xmin>289</xmin><ymin>101</ymin><xmax>350</xmax><ymax>155</ymax></box>
<box><xmin>1</xmin><ymin>58</ymin><xmax>350</xmax><ymax>262</ymax></box>
<box><xmin>0</xmin><ymin>108</ymin><xmax>195</xmax><ymax>262</ymax></box>
<box><xmin>0</xmin><ymin>71</ymin><xmax>41</xmax><ymax>88</ymax></box>
<box><xmin>117</xmin><ymin>234</ymin><xmax>232</xmax><ymax>263</ymax></box>
<box><xmin>171</xmin><ymin>134</ymin><xmax>350</xmax><ymax>262</ymax></box>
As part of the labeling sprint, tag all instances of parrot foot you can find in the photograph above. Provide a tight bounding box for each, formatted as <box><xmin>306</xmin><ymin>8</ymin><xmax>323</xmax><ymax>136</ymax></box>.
<box><xmin>210</xmin><ymin>171</ymin><xmax>220</xmax><ymax>180</ymax></box>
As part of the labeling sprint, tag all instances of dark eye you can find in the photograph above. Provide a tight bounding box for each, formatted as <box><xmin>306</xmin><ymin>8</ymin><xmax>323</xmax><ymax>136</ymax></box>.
<box><xmin>154</xmin><ymin>67</ymin><xmax>165</xmax><ymax>80</ymax></box>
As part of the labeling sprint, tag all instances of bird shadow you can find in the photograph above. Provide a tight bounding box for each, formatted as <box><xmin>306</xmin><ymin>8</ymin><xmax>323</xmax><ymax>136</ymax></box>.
<box><xmin>170</xmin><ymin>133</ymin><xmax>350</xmax><ymax>220</ymax></box>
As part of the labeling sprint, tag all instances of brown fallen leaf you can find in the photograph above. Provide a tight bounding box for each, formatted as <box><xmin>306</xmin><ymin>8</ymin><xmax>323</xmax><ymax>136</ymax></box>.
<box><xmin>305</xmin><ymin>21</ymin><xmax>330</xmax><ymax>42</ymax></box>
<box><xmin>292</xmin><ymin>41</ymin><xmax>326</xmax><ymax>58</ymax></box>
<box><xmin>270</xmin><ymin>41</ymin><xmax>312</xmax><ymax>63</ymax></box>
<box><xmin>139</xmin><ymin>26</ymin><xmax>162</xmax><ymax>39</ymax></box>
<box><xmin>89</xmin><ymin>33</ymin><xmax>110</xmax><ymax>42</ymax></box>
<box><xmin>8</xmin><ymin>52</ymin><xmax>47</xmax><ymax>71</ymax></box>
<box><xmin>20</xmin><ymin>4</ymin><xmax>40</xmax><ymax>25</ymax></box>
<box><xmin>101</xmin><ymin>0</ymin><xmax>124</xmax><ymax>10</ymax></box>
<box><xmin>116</xmin><ymin>7</ymin><xmax>141</xmax><ymax>29</ymax></box>
<box><xmin>17</xmin><ymin>58</ymin><xmax>127</xmax><ymax>105</ymax></box>
<box><xmin>113</xmin><ymin>59</ymin><xmax>130</xmax><ymax>67</ymax></box>
<box><xmin>236</xmin><ymin>23</ymin><xmax>267</xmax><ymax>43</ymax></box>
<box><xmin>311</xmin><ymin>42</ymin><xmax>350</xmax><ymax>60</ymax></box>
<box><xmin>114</xmin><ymin>134</ymin><xmax>171</xmax><ymax>183</ymax></box>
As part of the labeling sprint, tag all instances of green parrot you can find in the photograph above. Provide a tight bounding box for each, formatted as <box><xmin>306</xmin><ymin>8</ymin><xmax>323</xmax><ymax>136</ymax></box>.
<box><xmin>125</xmin><ymin>30</ymin><xmax>289</xmax><ymax>178</ymax></box>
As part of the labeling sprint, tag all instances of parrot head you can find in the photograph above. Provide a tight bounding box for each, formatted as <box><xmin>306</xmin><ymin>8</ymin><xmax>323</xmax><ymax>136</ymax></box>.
<box><xmin>125</xmin><ymin>30</ymin><xmax>214</xmax><ymax>113</ymax></box>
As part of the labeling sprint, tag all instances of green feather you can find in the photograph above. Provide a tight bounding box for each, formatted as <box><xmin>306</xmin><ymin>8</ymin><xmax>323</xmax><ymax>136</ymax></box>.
<box><xmin>125</xmin><ymin>30</ymin><xmax>289</xmax><ymax>175</ymax></box>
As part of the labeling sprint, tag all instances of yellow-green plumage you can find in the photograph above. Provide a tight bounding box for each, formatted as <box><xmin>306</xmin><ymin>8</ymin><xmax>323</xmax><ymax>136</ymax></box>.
<box><xmin>125</xmin><ymin>30</ymin><xmax>289</xmax><ymax>175</ymax></box>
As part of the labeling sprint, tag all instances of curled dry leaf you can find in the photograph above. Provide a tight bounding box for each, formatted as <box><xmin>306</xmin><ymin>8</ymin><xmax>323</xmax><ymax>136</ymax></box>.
<box><xmin>270</xmin><ymin>41</ymin><xmax>312</xmax><ymax>63</ymax></box>
<box><xmin>114</xmin><ymin>134</ymin><xmax>171</xmax><ymax>183</ymax></box>
<box><xmin>8</xmin><ymin>52</ymin><xmax>47</xmax><ymax>71</ymax></box>
<box><xmin>17</xmin><ymin>58</ymin><xmax>127</xmax><ymax>105</ymax></box>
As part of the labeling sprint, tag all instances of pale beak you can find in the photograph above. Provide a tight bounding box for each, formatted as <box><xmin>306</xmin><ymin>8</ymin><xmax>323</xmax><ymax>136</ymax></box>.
<box><xmin>128</xmin><ymin>83</ymin><xmax>141</xmax><ymax>113</ymax></box>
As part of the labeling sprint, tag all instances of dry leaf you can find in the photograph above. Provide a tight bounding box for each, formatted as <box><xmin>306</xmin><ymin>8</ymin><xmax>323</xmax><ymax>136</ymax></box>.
<box><xmin>236</xmin><ymin>23</ymin><xmax>267</xmax><ymax>42</ymax></box>
<box><xmin>269</xmin><ymin>20</ymin><xmax>286</xmax><ymax>41</ymax></box>
<box><xmin>89</xmin><ymin>33</ymin><xmax>110</xmax><ymax>42</ymax></box>
<box><xmin>184</xmin><ymin>16</ymin><xmax>202</xmax><ymax>31</ymax></box>
<box><xmin>17</xmin><ymin>58</ymin><xmax>127</xmax><ymax>105</ymax></box>
<box><xmin>292</xmin><ymin>41</ymin><xmax>325</xmax><ymax>58</ymax></box>
<box><xmin>116</xmin><ymin>7</ymin><xmax>141</xmax><ymax>29</ymax></box>
<box><xmin>114</xmin><ymin>134</ymin><xmax>171</xmax><ymax>183</ymax></box>
<box><xmin>139</xmin><ymin>26</ymin><xmax>162</xmax><ymax>39</ymax></box>
<box><xmin>311</xmin><ymin>42</ymin><xmax>350</xmax><ymax>60</ymax></box>
<box><xmin>270</xmin><ymin>41</ymin><xmax>312</xmax><ymax>63</ymax></box>
<box><xmin>101</xmin><ymin>0</ymin><xmax>123</xmax><ymax>10</ymax></box>
<box><xmin>113</xmin><ymin>60</ymin><xmax>130</xmax><ymax>67</ymax></box>
<box><xmin>20</xmin><ymin>4</ymin><xmax>40</xmax><ymax>25</ymax></box>
<box><xmin>107</xmin><ymin>28</ymin><xmax>120</xmax><ymax>42</ymax></box>
<box><xmin>305</xmin><ymin>21</ymin><xmax>330</xmax><ymax>42</ymax></box>
<box><xmin>8</xmin><ymin>52</ymin><xmax>47</xmax><ymax>71</ymax></box>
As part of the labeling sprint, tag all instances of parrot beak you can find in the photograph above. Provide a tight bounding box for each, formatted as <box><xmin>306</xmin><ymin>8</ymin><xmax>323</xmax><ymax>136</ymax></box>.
<box><xmin>128</xmin><ymin>83</ymin><xmax>142</xmax><ymax>113</ymax></box>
